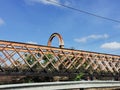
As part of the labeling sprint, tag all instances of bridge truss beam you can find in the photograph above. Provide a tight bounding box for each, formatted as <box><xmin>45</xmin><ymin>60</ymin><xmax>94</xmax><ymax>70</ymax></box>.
<box><xmin>0</xmin><ymin>40</ymin><xmax>119</xmax><ymax>76</ymax></box>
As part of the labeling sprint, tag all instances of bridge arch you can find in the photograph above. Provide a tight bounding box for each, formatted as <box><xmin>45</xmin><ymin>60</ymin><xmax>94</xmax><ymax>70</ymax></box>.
<box><xmin>47</xmin><ymin>33</ymin><xmax>64</xmax><ymax>48</ymax></box>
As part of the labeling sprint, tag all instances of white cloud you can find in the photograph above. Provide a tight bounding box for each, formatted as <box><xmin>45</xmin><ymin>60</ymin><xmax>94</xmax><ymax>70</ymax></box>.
<box><xmin>26</xmin><ymin>41</ymin><xmax>38</xmax><ymax>44</ymax></box>
<box><xmin>0</xmin><ymin>18</ymin><xmax>5</xmax><ymax>26</ymax></box>
<box><xmin>25</xmin><ymin>0</ymin><xmax>71</xmax><ymax>6</ymax></box>
<box><xmin>25</xmin><ymin>0</ymin><xmax>60</xmax><ymax>6</ymax></box>
<box><xmin>101</xmin><ymin>42</ymin><xmax>120</xmax><ymax>50</ymax></box>
<box><xmin>74</xmin><ymin>34</ymin><xmax>109</xmax><ymax>43</ymax></box>
<box><xmin>114</xmin><ymin>24</ymin><xmax>120</xmax><ymax>29</ymax></box>
<box><xmin>64</xmin><ymin>1</ymin><xmax>70</xmax><ymax>6</ymax></box>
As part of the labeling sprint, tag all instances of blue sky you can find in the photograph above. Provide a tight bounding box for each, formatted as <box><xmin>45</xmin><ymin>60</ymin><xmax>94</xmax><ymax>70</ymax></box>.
<box><xmin>0</xmin><ymin>0</ymin><xmax>120</xmax><ymax>55</ymax></box>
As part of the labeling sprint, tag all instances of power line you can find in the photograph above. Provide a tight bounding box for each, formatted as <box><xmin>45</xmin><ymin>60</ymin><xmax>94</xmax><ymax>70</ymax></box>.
<box><xmin>47</xmin><ymin>0</ymin><xmax>120</xmax><ymax>23</ymax></box>
<box><xmin>47</xmin><ymin>0</ymin><xmax>120</xmax><ymax>55</ymax></box>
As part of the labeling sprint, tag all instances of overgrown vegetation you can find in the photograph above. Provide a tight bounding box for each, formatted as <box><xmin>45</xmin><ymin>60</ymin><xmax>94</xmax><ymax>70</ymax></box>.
<box><xmin>74</xmin><ymin>72</ymin><xmax>84</xmax><ymax>81</ymax></box>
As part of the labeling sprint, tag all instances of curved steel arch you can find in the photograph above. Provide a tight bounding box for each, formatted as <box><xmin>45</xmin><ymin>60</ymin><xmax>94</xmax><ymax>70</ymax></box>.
<box><xmin>47</xmin><ymin>33</ymin><xmax>64</xmax><ymax>48</ymax></box>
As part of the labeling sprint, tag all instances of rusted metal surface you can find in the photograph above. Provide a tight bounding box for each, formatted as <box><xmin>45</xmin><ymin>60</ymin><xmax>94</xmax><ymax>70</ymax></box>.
<box><xmin>47</xmin><ymin>33</ymin><xmax>64</xmax><ymax>48</ymax></box>
<box><xmin>0</xmin><ymin>33</ymin><xmax>120</xmax><ymax>75</ymax></box>
<box><xmin>0</xmin><ymin>40</ymin><xmax>119</xmax><ymax>74</ymax></box>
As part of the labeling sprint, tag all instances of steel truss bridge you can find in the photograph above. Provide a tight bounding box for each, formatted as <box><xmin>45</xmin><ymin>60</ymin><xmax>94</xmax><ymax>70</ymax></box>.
<box><xmin>0</xmin><ymin>33</ymin><xmax>120</xmax><ymax>78</ymax></box>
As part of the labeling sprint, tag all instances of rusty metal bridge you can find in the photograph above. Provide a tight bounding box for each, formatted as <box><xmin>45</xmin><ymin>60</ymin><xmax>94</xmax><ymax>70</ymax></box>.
<box><xmin>0</xmin><ymin>33</ymin><xmax>120</xmax><ymax>78</ymax></box>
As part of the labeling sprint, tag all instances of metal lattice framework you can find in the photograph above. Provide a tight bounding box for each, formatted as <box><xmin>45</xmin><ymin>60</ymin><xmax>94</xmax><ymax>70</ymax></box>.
<box><xmin>0</xmin><ymin>33</ymin><xmax>120</xmax><ymax>76</ymax></box>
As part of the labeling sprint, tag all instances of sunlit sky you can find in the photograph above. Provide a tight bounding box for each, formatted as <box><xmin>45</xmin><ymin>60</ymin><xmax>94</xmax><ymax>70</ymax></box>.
<box><xmin>0</xmin><ymin>0</ymin><xmax>120</xmax><ymax>55</ymax></box>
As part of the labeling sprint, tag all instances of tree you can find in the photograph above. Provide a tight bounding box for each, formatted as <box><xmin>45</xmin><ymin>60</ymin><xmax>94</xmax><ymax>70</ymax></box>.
<box><xmin>24</xmin><ymin>53</ymin><xmax>40</xmax><ymax>70</ymax></box>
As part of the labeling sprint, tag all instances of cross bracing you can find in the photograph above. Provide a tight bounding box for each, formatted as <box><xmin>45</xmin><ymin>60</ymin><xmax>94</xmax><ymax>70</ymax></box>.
<box><xmin>0</xmin><ymin>33</ymin><xmax>119</xmax><ymax>76</ymax></box>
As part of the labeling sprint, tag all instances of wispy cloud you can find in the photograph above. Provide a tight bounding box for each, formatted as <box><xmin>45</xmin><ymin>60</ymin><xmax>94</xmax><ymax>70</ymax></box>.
<box><xmin>101</xmin><ymin>42</ymin><xmax>120</xmax><ymax>50</ymax></box>
<box><xmin>25</xmin><ymin>0</ymin><xmax>60</xmax><ymax>6</ymax></box>
<box><xmin>25</xmin><ymin>0</ymin><xmax>70</xmax><ymax>6</ymax></box>
<box><xmin>0</xmin><ymin>18</ymin><xmax>5</xmax><ymax>26</ymax></box>
<box><xmin>26</xmin><ymin>41</ymin><xmax>38</xmax><ymax>44</ymax></box>
<box><xmin>114</xmin><ymin>24</ymin><xmax>120</xmax><ymax>29</ymax></box>
<box><xmin>64</xmin><ymin>1</ymin><xmax>71</xmax><ymax>6</ymax></box>
<box><xmin>74</xmin><ymin>34</ymin><xmax>109</xmax><ymax>43</ymax></box>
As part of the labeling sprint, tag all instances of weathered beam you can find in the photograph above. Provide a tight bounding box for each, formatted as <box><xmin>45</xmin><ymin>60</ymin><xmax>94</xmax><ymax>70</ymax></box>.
<box><xmin>0</xmin><ymin>40</ymin><xmax>120</xmax><ymax>74</ymax></box>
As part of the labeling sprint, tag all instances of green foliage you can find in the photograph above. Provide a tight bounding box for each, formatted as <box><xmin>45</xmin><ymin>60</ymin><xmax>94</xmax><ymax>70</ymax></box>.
<box><xmin>74</xmin><ymin>72</ymin><xmax>84</xmax><ymax>81</ymax></box>
<box><xmin>25</xmin><ymin>54</ymin><xmax>36</xmax><ymax>65</ymax></box>
<box><xmin>43</xmin><ymin>54</ymin><xmax>53</xmax><ymax>63</ymax></box>
<box><xmin>24</xmin><ymin>54</ymin><xmax>40</xmax><ymax>69</ymax></box>
<box><xmin>43</xmin><ymin>54</ymin><xmax>57</xmax><ymax>64</ymax></box>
